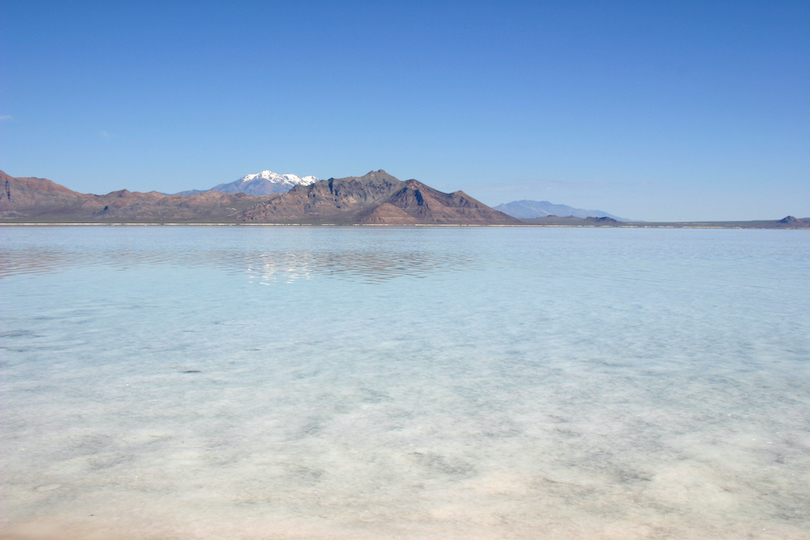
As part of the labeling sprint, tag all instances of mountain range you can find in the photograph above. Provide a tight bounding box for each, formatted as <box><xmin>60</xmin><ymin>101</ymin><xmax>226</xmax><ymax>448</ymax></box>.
<box><xmin>0</xmin><ymin>169</ymin><xmax>518</xmax><ymax>225</ymax></box>
<box><xmin>3</xmin><ymin>169</ymin><xmax>807</xmax><ymax>227</ymax></box>
<box><xmin>173</xmin><ymin>170</ymin><xmax>627</xmax><ymax>220</ymax></box>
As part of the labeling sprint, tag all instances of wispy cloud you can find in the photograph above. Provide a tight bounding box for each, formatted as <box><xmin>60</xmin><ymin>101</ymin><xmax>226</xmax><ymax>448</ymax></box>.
<box><xmin>99</xmin><ymin>130</ymin><xmax>112</xmax><ymax>139</ymax></box>
<box><xmin>0</xmin><ymin>115</ymin><xmax>13</xmax><ymax>122</ymax></box>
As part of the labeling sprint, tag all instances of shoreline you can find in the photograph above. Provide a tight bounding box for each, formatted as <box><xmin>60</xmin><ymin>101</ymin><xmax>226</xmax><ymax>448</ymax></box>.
<box><xmin>1</xmin><ymin>222</ymin><xmax>809</xmax><ymax>229</ymax></box>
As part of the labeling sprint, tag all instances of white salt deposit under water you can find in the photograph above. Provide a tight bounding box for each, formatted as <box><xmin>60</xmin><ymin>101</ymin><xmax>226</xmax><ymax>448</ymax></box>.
<box><xmin>1</xmin><ymin>226</ymin><xmax>808</xmax><ymax>540</ymax></box>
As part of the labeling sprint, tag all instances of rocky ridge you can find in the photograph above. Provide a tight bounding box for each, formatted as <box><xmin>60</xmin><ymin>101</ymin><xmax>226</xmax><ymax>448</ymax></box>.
<box><xmin>237</xmin><ymin>170</ymin><xmax>520</xmax><ymax>225</ymax></box>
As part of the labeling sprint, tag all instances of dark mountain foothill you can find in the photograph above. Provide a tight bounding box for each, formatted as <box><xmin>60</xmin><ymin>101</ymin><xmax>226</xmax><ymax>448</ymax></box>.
<box><xmin>519</xmin><ymin>215</ymin><xmax>619</xmax><ymax>226</ymax></box>
<box><xmin>586</xmin><ymin>216</ymin><xmax>619</xmax><ymax>223</ymax></box>
<box><xmin>778</xmin><ymin>216</ymin><xmax>810</xmax><ymax>226</ymax></box>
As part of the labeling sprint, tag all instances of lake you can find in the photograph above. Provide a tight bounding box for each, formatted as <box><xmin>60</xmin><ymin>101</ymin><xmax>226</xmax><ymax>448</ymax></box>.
<box><xmin>1</xmin><ymin>226</ymin><xmax>808</xmax><ymax>539</ymax></box>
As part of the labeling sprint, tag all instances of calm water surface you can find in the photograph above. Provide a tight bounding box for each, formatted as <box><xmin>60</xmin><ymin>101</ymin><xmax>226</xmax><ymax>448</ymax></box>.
<box><xmin>1</xmin><ymin>226</ymin><xmax>809</xmax><ymax>539</ymax></box>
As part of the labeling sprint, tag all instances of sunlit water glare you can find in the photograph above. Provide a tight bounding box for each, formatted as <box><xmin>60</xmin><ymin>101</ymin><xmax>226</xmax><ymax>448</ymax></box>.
<box><xmin>1</xmin><ymin>226</ymin><xmax>809</xmax><ymax>539</ymax></box>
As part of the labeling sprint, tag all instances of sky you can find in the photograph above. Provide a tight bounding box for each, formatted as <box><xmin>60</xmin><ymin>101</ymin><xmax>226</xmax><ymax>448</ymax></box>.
<box><xmin>1</xmin><ymin>1</ymin><xmax>808</xmax><ymax>221</ymax></box>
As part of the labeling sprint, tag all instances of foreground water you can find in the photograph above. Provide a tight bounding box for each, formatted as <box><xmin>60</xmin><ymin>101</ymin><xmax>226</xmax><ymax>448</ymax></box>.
<box><xmin>1</xmin><ymin>226</ymin><xmax>808</xmax><ymax>540</ymax></box>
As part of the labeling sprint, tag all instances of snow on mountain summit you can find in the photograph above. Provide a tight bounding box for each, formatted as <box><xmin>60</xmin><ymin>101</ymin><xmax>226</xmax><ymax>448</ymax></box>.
<box><xmin>208</xmin><ymin>170</ymin><xmax>319</xmax><ymax>196</ymax></box>
<box><xmin>238</xmin><ymin>170</ymin><xmax>318</xmax><ymax>187</ymax></box>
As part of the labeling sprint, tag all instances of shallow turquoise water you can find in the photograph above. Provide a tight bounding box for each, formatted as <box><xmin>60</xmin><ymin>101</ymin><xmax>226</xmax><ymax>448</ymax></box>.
<box><xmin>1</xmin><ymin>226</ymin><xmax>809</xmax><ymax>539</ymax></box>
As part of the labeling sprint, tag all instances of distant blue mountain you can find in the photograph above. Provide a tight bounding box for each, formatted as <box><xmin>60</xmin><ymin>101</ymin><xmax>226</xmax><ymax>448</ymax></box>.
<box><xmin>494</xmin><ymin>200</ymin><xmax>630</xmax><ymax>221</ymax></box>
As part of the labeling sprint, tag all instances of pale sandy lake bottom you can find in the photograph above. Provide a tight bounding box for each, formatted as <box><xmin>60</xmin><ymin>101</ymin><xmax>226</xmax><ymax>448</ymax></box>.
<box><xmin>1</xmin><ymin>226</ymin><xmax>809</xmax><ymax>539</ymax></box>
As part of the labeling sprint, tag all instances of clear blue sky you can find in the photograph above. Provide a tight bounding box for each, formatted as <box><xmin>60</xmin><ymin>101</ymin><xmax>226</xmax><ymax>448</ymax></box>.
<box><xmin>1</xmin><ymin>1</ymin><xmax>808</xmax><ymax>220</ymax></box>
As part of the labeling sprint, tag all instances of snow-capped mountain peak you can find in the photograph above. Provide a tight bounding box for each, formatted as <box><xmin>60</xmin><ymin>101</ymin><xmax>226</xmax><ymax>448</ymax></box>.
<box><xmin>237</xmin><ymin>170</ymin><xmax>318</xmax><ymax>187</ymax></box>
<box><xmin>195</xmin><ymin>169</ymin><xmax>320</xmax><ymax>196</ymax></box>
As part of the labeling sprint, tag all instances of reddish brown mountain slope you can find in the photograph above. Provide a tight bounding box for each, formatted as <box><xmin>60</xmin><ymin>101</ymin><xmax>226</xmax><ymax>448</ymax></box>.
<box><xmin>1</xmin><ymin>170</ymin><xmax>276</xmax><ymax>222</ymax></box>
<box><xmin>1</xmin><ymin>170</ymin><xmax>89</xmax><ymax>213</ymax></box>
<box><xmin>382</xmin><ymin>179</ymin><xmax>516</xmax><ymax>224</ymax></box>
<box><xmin>236</xmin><ymin>170</ymin><xmax>520</xmax><ymax>225</ymax></box>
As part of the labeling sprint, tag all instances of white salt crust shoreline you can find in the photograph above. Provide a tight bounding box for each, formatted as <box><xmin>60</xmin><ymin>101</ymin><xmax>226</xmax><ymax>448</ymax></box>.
<box><xmin>3</xmin><ymin>516</ymin><xmax>807</xmax><ymax>540</ymax></box>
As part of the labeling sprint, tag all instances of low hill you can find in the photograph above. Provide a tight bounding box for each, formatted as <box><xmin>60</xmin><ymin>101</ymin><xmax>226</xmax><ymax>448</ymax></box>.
<box><xmin>517</xmin><ymin>215</ymin><xmax>810</xmax><ymax>229</ymax></box>
<box><xmin>519</xmin><ymin>215</ymin><xmax>620</xmax><ymax>226</ymax></box>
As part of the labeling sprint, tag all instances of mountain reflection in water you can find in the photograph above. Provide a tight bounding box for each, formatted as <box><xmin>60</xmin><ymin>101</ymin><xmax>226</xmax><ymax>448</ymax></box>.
<box><xmin>0</xmin><ymin>227</ymin><xmax>479</xmax><ymax>282</ymax></box>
